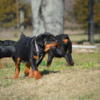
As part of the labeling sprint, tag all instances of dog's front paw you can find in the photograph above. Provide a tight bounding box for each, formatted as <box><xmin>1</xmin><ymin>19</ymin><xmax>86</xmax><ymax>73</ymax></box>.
<box><xmin>28</xmin><ymin>70</ymin><xmax>42</xmax><ymax>79</ymax></box>
<box><xmin>33</xmin><ymin>71</ymin><xmax>42</xmax><ymax>80</ymax></box>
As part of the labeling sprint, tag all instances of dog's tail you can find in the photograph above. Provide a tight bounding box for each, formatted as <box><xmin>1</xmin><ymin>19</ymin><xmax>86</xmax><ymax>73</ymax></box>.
<box><xmin>20</xmin><ymin>32</ymin><xmax>26</xmax><ymax>39</ymax></box>
<box><xmin>0</xmin><ymin>40</ymin><xmax>16</xmax><ymax>46</ymax></box>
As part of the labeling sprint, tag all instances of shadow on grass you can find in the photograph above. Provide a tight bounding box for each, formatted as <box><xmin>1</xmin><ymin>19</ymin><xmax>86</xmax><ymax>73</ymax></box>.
<box><xmin>41</xmin><ymin>70</ymin><xmax>60</xmax><ymax>76</ymax></box>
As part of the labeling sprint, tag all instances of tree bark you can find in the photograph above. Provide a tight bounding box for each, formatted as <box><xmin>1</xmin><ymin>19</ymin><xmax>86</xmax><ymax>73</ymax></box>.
<box><xmin>88</xmin><ymin>0</ymin><xmax>94</xmax><ymax>43</ymax></box>
<box><xmin>31</xmin><ymin>0</ymin><xmax>64</xmax><ymax>36</ymax></box>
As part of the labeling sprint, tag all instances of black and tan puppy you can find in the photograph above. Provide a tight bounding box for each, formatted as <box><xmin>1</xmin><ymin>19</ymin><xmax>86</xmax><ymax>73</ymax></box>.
<box><xmin>47</xmin><ymin>34</ymin><xmax>74</xmax><ymax>67</ymax></box>
<box><xmin>12</xmin><ymin>33</ymin><xmax>57</xmax><ymax>79</ymax></box>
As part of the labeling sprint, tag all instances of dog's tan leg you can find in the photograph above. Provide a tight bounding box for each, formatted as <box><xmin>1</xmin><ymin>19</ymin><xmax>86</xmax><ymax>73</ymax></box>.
<box><xmin>13</xmin><ymin>58</ymin><xmax>21</xmax><ymax>79</ymax></box>
<box><xmin>28</xmin><ymin>69</ymin><xmax>42</xmax><ymax>79</ymax></box>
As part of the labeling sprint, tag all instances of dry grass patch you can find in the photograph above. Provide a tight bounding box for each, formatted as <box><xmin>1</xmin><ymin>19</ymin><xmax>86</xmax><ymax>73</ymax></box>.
<box><xmin>0</xmin><ymin>69</ymin><xmax>100</xmax><ymax>100</ymax></box>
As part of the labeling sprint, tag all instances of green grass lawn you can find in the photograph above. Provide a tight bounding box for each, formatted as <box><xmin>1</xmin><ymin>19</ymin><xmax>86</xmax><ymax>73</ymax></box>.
<box><xmin>1</xmin><ymin>50</ymin><xmax>99</xmax><ymax>78</ymax></box>
<box><xmin>0</xmin><ymin>33</ymin><xmax>100</xmax><ymax>100</ymax></box>
<box><xmin>39</xmin><ymin>49</ymin><xmax>100</xmax><ymax>70</ymax></box>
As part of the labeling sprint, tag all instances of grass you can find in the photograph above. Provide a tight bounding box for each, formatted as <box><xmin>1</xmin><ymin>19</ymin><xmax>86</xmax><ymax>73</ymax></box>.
<box><xmin>68</xmin><ymin>33</ymin><xmax>100</xmax><ymax>44</ymax></box>
<box><xmin>0</xmin><ymin>50</ymin><xmax>100</xmax><ymax>100</ymax></box>
<box><xmin>0</xmin><ymin>33</ymin><xmax>100</xmax><ymax>100</ymax></box>
<box><xmin>73</xmin><ymin>51</ymin><xmax>100</xmax><ymax>69</ymax></box>
<box><xmin>39</xmin><ymin>50</ymin><xmax>100</xmax><ymax>71</ymax></box>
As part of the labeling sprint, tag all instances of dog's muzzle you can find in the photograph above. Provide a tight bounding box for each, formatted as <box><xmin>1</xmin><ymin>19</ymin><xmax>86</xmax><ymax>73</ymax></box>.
<box><xmin>44</xmin><ymin>42</ymin><xmax>57</xmax><ymax>52</ymax></box>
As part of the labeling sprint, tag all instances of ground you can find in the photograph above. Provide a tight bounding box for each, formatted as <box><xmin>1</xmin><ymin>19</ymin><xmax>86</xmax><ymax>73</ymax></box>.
<box><xmin>0</xmin><ymin>69</ymin><xmax>100</xmax><ymax>100</ymax></box>
<box><xmin>0</xmin><ymin>49</ymin><xmax>100</xmax><ymax>100</ymax></box>
<box><xmin>0</xmin><ymin>30</ymin><xmax>100</xmax><ymax>100</ymax></box>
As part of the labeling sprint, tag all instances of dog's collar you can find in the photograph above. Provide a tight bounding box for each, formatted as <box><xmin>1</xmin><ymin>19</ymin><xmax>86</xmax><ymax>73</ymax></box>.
<box><xmin>35</xmin><ymin>39</ymin><xmax>39</xmax><ymax>53</ymax></box>
<box><xmin>34</xmin><ymin>39</ymin><xmax>39</xmax><ymax>57</ymax></box>
<box><xmin>34</xmin><ymin>39</ymin><xmax>43</xmax><ymax>64</ymax></box>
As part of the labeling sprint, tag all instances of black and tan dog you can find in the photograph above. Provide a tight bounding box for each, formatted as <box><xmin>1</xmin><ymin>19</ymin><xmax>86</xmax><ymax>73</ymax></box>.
<box><xmin>46</xmin><ymin>34</ymin><xmax>74</xmax><ymax>67</ymax></box>
<box><xmin>12</xmin><ymin>33</ymin><xmax>57</xmax><ymax>79</ymax></box>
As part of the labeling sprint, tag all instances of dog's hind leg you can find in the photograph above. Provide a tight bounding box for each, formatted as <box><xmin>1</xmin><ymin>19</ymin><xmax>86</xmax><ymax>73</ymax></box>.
<box><xmin>13</xmin><ymin>57</ymin><xmax>21</xmax><ymax>79</ymax></box>
<box><xmin>47</xmin><ymin>52</ymin><xmax>54</xmax><ymax>67</ymax></box>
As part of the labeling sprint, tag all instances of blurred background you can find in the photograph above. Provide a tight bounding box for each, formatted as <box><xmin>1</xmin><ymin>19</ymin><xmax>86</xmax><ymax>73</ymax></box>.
<box><xmin>0</xmin><ymin>0</ymin><xmax>100</xmax><ymax>44</ymax></box>
<box><xmin>0</xmin><ymin>1</ymin><xmax>100</xmax><ymax>99</ymax></box>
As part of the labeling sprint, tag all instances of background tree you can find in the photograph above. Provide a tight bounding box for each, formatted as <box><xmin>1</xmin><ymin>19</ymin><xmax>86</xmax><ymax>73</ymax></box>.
<box><xmin>0</xmin><ymin>0</ymin><xmax>17</xmax><ymax>27</ymax></box>
<box><xmin>74</xmin><ymin>0</ymin><xmax>100</xmax><ymax>31</ymax></box>
<box><xmin>0</xmin><ymin>0</ymin><xmax>31</xmax><ymax>28</ymax></box>
<box><xmin>74</xmin><ymin>0</ymin><xmax>88</xmax><ymax>28</ymax></box>
<box><xmin>94</xmin><ymin>0</ymin><xmax>100</xmax><ymax>29</ymax></box>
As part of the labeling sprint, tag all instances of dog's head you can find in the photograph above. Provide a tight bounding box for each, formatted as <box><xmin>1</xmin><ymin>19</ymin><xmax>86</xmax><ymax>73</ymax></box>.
<box><xmin>36</xmin><ymin>32</ymin><xmax>57</xmax><ymax>52</ymax></box>
<box><xmin>56</xmin><ymin>34</ymin><xmax>69</xmax><ymax>44</ymax></box>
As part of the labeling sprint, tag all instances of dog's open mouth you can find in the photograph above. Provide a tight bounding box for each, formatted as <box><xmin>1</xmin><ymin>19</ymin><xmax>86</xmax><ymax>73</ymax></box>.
<box><xmin>44</xmin><ymin>42</ymin><xmax>57</xmax><ymax>52</ymax></box>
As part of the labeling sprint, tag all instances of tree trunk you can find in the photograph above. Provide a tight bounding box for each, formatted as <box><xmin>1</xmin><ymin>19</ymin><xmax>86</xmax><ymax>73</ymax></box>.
<box><xmin>31</xmin><ymin>0</ymin><xmax>64</xmax><ymax>36</ymax></box>
<box><xmin>88</xmin><ymin>0</ymin><xmax>94</xmax><ymax>43</ymax></box>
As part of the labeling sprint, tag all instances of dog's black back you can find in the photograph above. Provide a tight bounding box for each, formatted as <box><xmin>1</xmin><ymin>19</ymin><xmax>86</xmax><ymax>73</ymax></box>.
<box><xmin>0</xmin><ymin>46</ymin><xmax>16</xmax><ymax>58</ymax></box>
<box><xmin>14</xmin><ymin>34</ymin><xmax>36</xmax><ymax>62</ymax></box>
<box><xmin>0</xmin><ymin>40</ymin><xmax>16</xmax><ymax>46</ymax></box>
<box><xmin>0</xmin><ymin>40</ymin><xmax>16</xmax><ymax>59</ymax></box>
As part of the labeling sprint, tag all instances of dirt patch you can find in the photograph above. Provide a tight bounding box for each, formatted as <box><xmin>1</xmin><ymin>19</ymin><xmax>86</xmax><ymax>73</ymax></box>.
<box><xmin>0</xmin><ymin>69</ymin><xmax>100</xmax><ymax>100</ymax></box>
